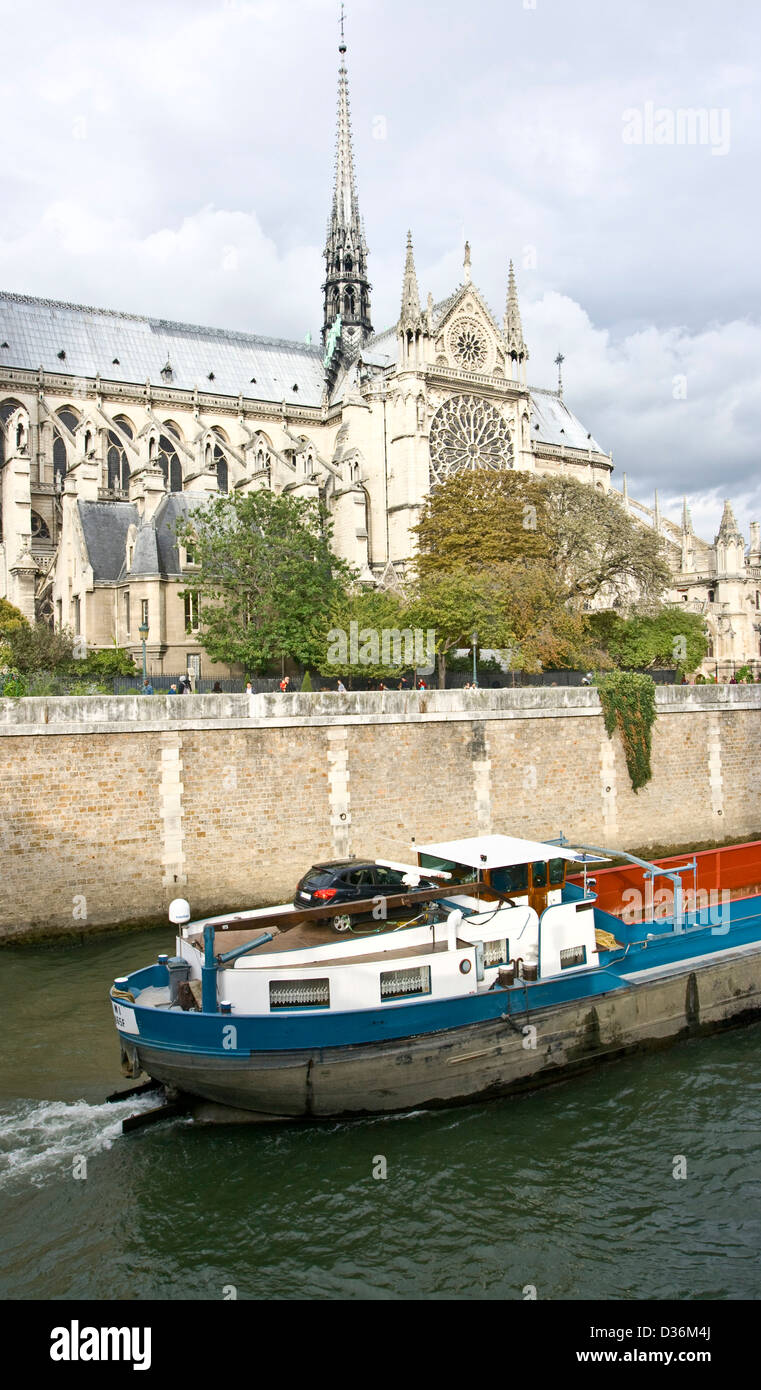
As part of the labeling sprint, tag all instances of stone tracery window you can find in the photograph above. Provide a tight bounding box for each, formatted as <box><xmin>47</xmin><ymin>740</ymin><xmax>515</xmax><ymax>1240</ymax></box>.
<box><xmin>428</xmin><ymin>394</ymin><xmax>513</xmax><ymax>483</ymax></box>
<box><xmin>53</xmin><ymin>407</ymin><xmax>81</xmax><ymax>489</ymax></box>
<box><xmin>107</xmin><ymin>417</ymin><xmax>133</xmax><ymax>492</ymax></box>
<box><xmin>448</xmin><ymin>317</ymin><xmax>489</xmax><ymax>371</ymax></box>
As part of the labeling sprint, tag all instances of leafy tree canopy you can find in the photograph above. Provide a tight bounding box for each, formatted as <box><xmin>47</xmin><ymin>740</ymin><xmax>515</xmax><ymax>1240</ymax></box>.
<box><xmin>0</xmin><ymin>598</ymin><xmax>29</xmax><ymax>641</ymax></box>
<box><xmin>177</xmin><ymin>491</ymin><xmax>353</xmax><ymax>673</ymax></box>
<box><xmin>413</xmin><ymin>471</ymin><xmax>671</xmax><ymax>610</ymax></box>
<box><xmin>407</xmin><ymin>568</ymin><xmax>515</xmax><ymax>686</ymax></box>
<box><xmin>321</xmin><ymin>586</ymin><xmax>415</xmax><ymax>678</ymax></box>
<box><xmin>2</xmin><ymin>622</ymin><xmax>75</xmax><ymax>675</ymax></box>
<box><xmin>588</xmin><ymin>607</ymin><xmax>707</xmax><ymax>673</ymax></box>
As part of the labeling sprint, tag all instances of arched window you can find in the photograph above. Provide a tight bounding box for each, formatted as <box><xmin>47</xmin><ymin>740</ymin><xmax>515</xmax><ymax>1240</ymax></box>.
<box><xmin>344</xmin><ymin>254</ymin><xmax>353</xmax><ymax>273</ymax></box>
<box><xmin>53</xmin><ymin>407</ymin><xmax>80</xmax><ymax>489</ymax></box>
<box><xmin>215</xmin><ymin>447</ymin><xmax>228</xmax><ymax>493</ymax></box>
<box><xmin>0</xmin><ymin>398</ymin><xmax>24</xmax><ymax>465</ymax></box>
<box><xmin>343</xmin><ymin>287</ymin><xmax>355</xmax><ymax>318</ymax></box>
<box><xmin>211</xmin><ymin>426</ymin><xmax>229</xmax><ymax>493</ymax></box>
<box><xmin>158</xmin><ymin>434</ymin><xmax>182</xmax><ymax>492</ymax></box>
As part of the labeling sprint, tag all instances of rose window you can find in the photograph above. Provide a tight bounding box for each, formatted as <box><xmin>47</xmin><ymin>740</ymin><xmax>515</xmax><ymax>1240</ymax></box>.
<box><xmin>428</xmin><ymin>395</ymin><xmax>513</xmax><ymax>483</ymax></box>
<box><xmin>449</xmin><ymin>317</ymin><xmax>489</xmax><ymax>370</ymax></box>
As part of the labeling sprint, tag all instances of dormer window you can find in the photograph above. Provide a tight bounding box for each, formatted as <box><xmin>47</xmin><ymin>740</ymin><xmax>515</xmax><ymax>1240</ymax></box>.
<box><xmin>160</xmin><ymin>360</ymin><xmax>173</xmax><ymax>384</ymax></box>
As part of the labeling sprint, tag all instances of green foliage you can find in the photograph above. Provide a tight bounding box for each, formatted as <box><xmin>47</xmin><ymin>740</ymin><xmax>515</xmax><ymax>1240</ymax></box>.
<box><xmin>177</xmin><ymin>491</ymin><xmax>352</xmax><ymax>673</ymax></box>
<box><xmin>407</xmin><ymin>568</ymin><xmax>514</xmax><ymax>687</ymax></box>
<box><xmin>321</xmin><ymin>587</ymin><xmax>411</xmax><ymax>678</ymax></box>
<box><xmin>74</xmin><ymin>646</ymin><xmax>137</xmax><ymax>679</ymax></box>
<box><xmin>491</xmin><ymin>561</ymin><xmax>609</xmax><ymax>673</ymax></box>
<box><xmin>300</xmin><ymin>669</ymin><xmax>312</xmax><ymax>691</ymax></box>
<box><xmin>597</xmin><ymin>671</ymin><xmax>657</xmax><ymax>792</ymax></box>
<box><xmin>735</xmin><ymin>664</ymin><xmax>753</xmax><ymax>683</ymax></box>
<box><xmin>2</xmin><ymin>671</ymin><xmax>27</xmax><ymax>697</ymax></box>
<box><xmin>0</xmin><ymin>598</ymin><xmax>29</xmax><ymax>638</ymax></box>
<box><xmin>3</xmin><ymin>623</ymin><xmax>75</xmax><ymax>675</ymax></box>
<box><xmin>413</xmin><ymin>471</ymin><xmax>671</xmax><ymax>610</ymax></box>
<box><xmin>413</xmin><ymin>471</ymin><xmax>550</xmax><ymax>580</ymax></box>
<box><xmin>588</xmin><ymin>608</ymin><xmax>707</xmax><ymax>673</ymax></box>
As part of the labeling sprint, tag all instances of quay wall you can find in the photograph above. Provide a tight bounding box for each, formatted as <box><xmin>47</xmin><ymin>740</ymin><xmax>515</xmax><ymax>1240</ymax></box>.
<box><xmin>1</xmin><ymin>687</ymin><xmax>760</xmax><ymax>941</ymax></box>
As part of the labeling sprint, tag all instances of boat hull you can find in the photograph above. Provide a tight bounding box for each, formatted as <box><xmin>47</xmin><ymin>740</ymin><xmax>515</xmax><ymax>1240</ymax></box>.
<box><xmin>121</xmin><ymin>945</ymin><xmax>761</xmax><ymax>1119</ymax></box>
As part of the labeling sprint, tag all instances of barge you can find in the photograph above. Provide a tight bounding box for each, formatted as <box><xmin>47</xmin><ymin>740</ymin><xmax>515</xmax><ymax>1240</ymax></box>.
<box><xmin>110</xmin><ymin>834</ymin><xmax>761</xmax><ymax>1121</ymax></box>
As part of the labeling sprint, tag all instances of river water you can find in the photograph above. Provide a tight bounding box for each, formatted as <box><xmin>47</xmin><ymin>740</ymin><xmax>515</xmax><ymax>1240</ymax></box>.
<box><xmin>1</xmin><ymin>926</ymin><xmax>760</xmax><ymax>1302</ymax></box>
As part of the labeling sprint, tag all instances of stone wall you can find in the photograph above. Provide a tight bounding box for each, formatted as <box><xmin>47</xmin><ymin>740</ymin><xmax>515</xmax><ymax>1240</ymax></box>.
<box><xmin>1</xmin><ymin>686</ymin><xmax>760</xmax><ymax>941</ymax></box>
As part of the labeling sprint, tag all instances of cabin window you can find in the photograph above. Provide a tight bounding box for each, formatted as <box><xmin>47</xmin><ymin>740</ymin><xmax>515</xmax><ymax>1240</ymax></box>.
<box><xmin>269</xmin><ymin>978</ymin><xmax>330</xmax><ymax>1009</ymax></box>
<box><xmin>548</xmin><ymin>858</ymin><xmax>567</xmax><ymax>887</ymax></box>
<box><xmin>418</xmin><ymin>854</ymin><xmax>477</xmax><ymax>884</ymax></box>
<box><xmin>531</xmin><ymin>861</ymin><xmax>548</xmax><ymax>889</ymax></box>
<box><xmin>482</xmin><ymin>939</ymin><xmax>508</xmax><ymax>968</ymax></box>
<box><xmin>380</xmin><ymin>965</ymin><xmax>431</xmax><ymax>1000</ymax></box>
<box><xmin>491</xmin><ymin>864</ymin><xmax>528</xmax><ymax>894</ymax></box>
<box><xmin>560</xmin><ymin>945</ymin><xmax>587</xmax><ymax>969</ymax></box>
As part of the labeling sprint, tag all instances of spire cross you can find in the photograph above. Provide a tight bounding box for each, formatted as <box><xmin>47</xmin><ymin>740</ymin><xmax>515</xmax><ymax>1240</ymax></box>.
<box><xmin>339</xmin><ymin>1</ymin><xmax>346</xmax><ymax>52</ymax></box>
<box><xmin>554</xmin><ymin>351</ymin><xmax>564</xmax><ymax>394</ymax></box>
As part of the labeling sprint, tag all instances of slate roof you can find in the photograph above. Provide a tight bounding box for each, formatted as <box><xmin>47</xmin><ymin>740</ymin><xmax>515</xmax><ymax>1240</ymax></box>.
<box><xmin>0</xmin><ymin>292</ymin><xmax>325</xmax><ymax>407</ymax></box>
<box><xmin>529</xmin><ymin>389</ymin><xmax>606</xmax><ymax>454</ymax></box>
<box><xmin>78</xmin><ymin>491</ymin><xmax>210</xmax><ymax>583</ymax></box>
<box><xmin>77</xmin><ymin>501</ymin><xmax>136</xmax><ymax>582</ymax></box>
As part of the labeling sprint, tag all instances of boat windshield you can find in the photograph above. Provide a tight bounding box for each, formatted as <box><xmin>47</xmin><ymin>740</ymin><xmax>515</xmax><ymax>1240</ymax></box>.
<box><xmin>418</xmin><ymin>853</ymin><xmax>477</xmax><ymax>885</ymax></box>
<box><xmin>491</xmin><ymin>864</ymin><xmax>529</xmax><ymax>894</ymax></box>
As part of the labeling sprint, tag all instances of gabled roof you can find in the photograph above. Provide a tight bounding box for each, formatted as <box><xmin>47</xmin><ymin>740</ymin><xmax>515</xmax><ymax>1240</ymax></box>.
<box><xmin>77</xmin><ymin>501</ymin><xmax>136</xmax><ymax>582</ymax></box>
<box><xmin>529</xmin><ymin>390</ymin><xmax>606</xmax><ymax>454</ymax></box>
<box><xmin>0</xmin><ymin>291</ymin><xmax>325</xmax><ymax>407</ymax></box>
<box><xmin>77</xmin><ymin>490</ymin><xmax>211</xmax><ymax>583</ymax></box>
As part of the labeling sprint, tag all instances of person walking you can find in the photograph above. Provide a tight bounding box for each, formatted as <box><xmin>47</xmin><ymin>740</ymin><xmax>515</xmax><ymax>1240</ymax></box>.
<box><xmin>142</xmin><ymin>678</ymin><xmax>154</xmax><ymax>695</ymax></box>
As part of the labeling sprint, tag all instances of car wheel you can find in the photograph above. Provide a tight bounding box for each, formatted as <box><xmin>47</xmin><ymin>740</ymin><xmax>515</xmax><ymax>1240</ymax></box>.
<box><xmin>331</xmin><ymin>913</ymin><xmax>352</xmax><ymax>934</ymax></box>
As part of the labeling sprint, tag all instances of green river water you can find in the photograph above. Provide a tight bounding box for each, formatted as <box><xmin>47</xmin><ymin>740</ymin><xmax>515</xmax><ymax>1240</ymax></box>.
<box><xmin>1</xmin><ymin>926</ymin><xmax>760</xmax><ymax>1301</ymax></box>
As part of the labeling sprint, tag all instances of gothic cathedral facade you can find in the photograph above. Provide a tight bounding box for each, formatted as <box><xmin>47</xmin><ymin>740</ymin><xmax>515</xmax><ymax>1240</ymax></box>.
<box><xmin>0</xmin><ymin>36</ymin><xmax>759</xmax><ymax>677</ymax></box>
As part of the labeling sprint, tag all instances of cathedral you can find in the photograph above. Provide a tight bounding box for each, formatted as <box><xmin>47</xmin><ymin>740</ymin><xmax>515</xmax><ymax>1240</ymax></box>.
<box><xmin>0</xmin><ymin>31</ymin><xmax>758</xmax><ymax>680</ymax></box>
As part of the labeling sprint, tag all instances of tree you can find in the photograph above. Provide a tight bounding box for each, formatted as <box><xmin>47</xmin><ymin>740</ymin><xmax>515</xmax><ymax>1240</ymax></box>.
<box><xmin>588</xmin><ymin>607</ymin><xmax>707</xmax><ymax>673</ymax></box>
<box><xmin>406</xmin><ymin>568</ymin><xmax>514</xmax><ymax>688</ymax></box>
<box><xmin>541</xmin><ymin>477</ymin><xmax>671</xmax><ymax>609</ymax></box>
<box><xmin>2</xmin><ymin>622</ymin><xmax>75</xmax><ymax>675</ymax></box>
<box><xmin>177</xmin><ymin>491</ymin><xmax>352</xmax><ymax>673</ymax></box>
<box><xmin>320</xmin><ymin>586</ymin><xmax>413</xmax><ymax>681</ymax></box>
<box><xmin>413</xmin><ymin>471</ymin><xmax>550</xmax><ymax>581</ymax></box>
<box><xmin>493</xmin><ymin>561</ymin><xmax>607</xmax><ymax>673</ymax></box>
<box><xmin>413</xmin><ymin>472</ymin><xmax>671</xmax><ymax>610</ymax></box>
<box><xmin>0</xmin><ymin>598</ymin><xmax>29</xmax><ymax>641</ymax></box>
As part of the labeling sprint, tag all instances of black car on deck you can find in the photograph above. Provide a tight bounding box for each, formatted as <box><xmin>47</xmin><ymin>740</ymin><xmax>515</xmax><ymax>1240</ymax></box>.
<box><xmin>293</xmin><ymin>860</ymin><xmax>438</xmax><ymax>933</ymax></box>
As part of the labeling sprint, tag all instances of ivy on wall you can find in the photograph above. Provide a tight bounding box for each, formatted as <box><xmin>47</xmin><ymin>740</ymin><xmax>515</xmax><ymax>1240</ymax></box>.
<box><xmin>597</xmin><ymin>671</ymin><xmax>657</xmax><ymax>792</ymax></box>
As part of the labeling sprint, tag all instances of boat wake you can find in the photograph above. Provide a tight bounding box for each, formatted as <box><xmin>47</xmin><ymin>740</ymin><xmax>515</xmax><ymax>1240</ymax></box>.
<box><xmin>0</xmin><ymin>1095</ymin><xmax>156</xmax><ymax>1190</ymax></box>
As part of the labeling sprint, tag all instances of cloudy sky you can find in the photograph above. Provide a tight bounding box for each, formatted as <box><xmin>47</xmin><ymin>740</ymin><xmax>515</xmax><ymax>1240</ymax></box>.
<box><xmin>2</xmin><ymin>0</ymin><xmax>760</xmax><ymax>540</ymax></box>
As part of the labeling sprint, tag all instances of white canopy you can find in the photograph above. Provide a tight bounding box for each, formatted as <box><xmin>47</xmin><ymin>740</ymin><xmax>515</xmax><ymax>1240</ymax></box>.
<box><xmin>415</xmin><ymin>834</ymin><xmax>585</xmax><ymax>871</ymax></box>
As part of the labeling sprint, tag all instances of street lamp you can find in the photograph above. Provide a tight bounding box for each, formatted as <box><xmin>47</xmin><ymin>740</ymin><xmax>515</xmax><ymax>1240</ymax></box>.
<box><xmin>472</xmin><ymin>631</ymin><xmax>478</xmax><ymax>688</ymax></box>
<box><xmin>138</xmin><ymin>621</ymin><xmax>149</xmax><ymax>683</ymax></box>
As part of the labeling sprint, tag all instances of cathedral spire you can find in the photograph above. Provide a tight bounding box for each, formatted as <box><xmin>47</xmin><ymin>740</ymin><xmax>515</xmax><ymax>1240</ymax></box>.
<box><xmin>503</xmin><ymin>260</ymin><xmax>528</xmax><ymax>369</ymax></box>
<box><xmin>322</xmin><ymin>9</ymin><xmax>372</xmax><ymax>360</ymax></box>
<box><xmin>399</xmin><ymin>231</ymin><xmax>421</xmax><ymax>330</ymax></box>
